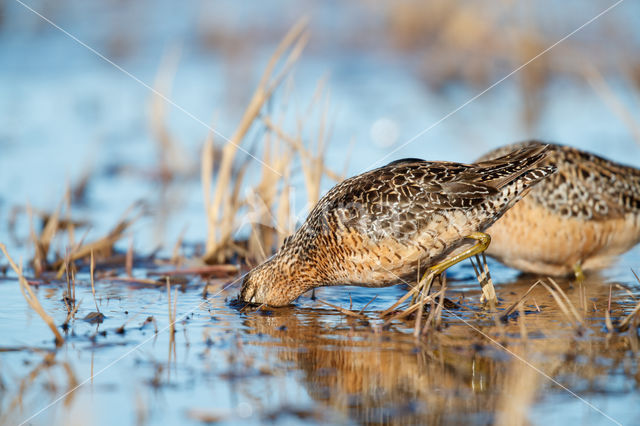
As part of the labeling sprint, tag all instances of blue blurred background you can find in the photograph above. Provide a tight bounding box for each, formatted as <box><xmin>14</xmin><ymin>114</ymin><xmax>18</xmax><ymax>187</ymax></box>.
<box><xmin>2</xmin><ymin>0</ymin><xmax>640</xmax><ymax>259</ymax></box>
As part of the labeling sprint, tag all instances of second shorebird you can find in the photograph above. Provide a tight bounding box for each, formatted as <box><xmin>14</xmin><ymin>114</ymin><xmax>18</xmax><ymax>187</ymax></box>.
<box><xmin>240</xmin><ymin>144</ymin><xmax>556</xmax><ymax>306</ymax></box>
<box><xmin>480</xmin><ymin>141</ymin><xmax>640</xmax><ymax>277</ymax></box>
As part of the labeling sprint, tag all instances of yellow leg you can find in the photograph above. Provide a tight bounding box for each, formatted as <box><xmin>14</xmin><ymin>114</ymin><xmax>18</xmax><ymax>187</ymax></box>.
<box><xmin>419</xmin><ymin>232</ymin><xmax>496</xmax><ymax>303</ymax></box>
<box><xmin>427</xmin><ymin>232</ymin><xmax>492</xmax><ymax>275</ymax></box>
<box><xmin>573</xmin><ymin>262</ymin><xmax>585</xmax><ymax>282</ymax></box>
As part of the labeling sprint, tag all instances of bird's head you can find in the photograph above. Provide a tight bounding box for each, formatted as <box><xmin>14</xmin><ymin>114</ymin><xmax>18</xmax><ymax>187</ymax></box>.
<box><xmin>239</xmin><ymin>251</ymin><xmax>317</xmax><ymax>307</ymax></box>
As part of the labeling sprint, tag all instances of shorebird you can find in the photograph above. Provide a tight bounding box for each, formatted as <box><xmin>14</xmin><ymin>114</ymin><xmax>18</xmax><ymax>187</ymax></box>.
<box><xmin>240</xmin><ymin>144</ymin><xmax>556</xmax><ymax>306</ymax></box>
<box><xmin>480</xmin><ymin>141</ymin><xmax>640</xmax><ymax>277</ymax></box>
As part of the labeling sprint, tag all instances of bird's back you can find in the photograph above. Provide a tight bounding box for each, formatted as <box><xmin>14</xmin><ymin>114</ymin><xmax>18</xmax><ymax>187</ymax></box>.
<box><xmin>282</xmin><ymin>144</ymin><xmax>555</xmax><ymax>286</ymax></box>
<box><xmin>480</xmin><ymin>141</ymin><xmax>640</xmax><ymax>275</ymax></box>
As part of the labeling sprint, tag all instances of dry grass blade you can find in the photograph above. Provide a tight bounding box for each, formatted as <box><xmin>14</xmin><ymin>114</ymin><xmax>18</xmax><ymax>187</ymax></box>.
<box><xmin>539</xmin><ymin>280</ymin><xmax>582</xmax><ymax>327</ymax></box>
<box><xmin>381</xmin><ymin>270</ymin><xmax>436</xmax><ymax>317</ymax></box>
<box><xmin>604</xmin><ymin>284</ymin><xmax>614</xmax><ymax>333</ymax></box>
<box><xmin>433</xmin><ymin>277</ymin><xmax>448</xmax><ymax>330</ymax></box>
<box><xmin>54</xmin><ymin>203</ymin><xmax>144</xmax><ymax>278</ymax></box>
<box><xmin>0</xmin><ymin>243</ymin><xmax>64</xmax><ymax>345</ymax></box>
<box><xmin>27</xmin><ymin>202</ymin><xmax>61</xmax><ymax>276</ymax></box>
<box><xmin>201</xmin><ymin>130</ymin><xmax>215</xmax><ymax>248</ymax></box>
<box><xmin>386</xmin><ymin>288</ymin><xmax>444</xmax><ymax>324</ymax></box>
<box><xmin>618</xmin><ymin>299</ymin><xmax>640</xmax><ymax>332</ymax></box>
<box><xmin>500</xmin><ymin>280</ymin><xmax>542</xmax><ymax>321</ymax></box>
<box><xmin>615</xmin><ymin>282</ymin><xmax>637</xmax><ymax>300</ymax></box>
<box><xmin>317</xmin><ymin>299</ymin><xmax>368</xmax><ymax>319</ymax></box>
<box><xmin>414</xmin><ymin>273</ymin><xmax>442</xmax><ymax>336</ymax></box>
<box><xmin>547</xmin><ymin>278</ymin><xmax>583</xmax><ymax>324</ymax></box>
<box><xmin>275</xmin><ymin>166</ymin><xmax>293</xmax><ymax>247</ymax></box>
<box><xmin>167</xmin><ymin>278</ymin><xmax>176</xmax><ymax>344</ymax></box>
<box><xmin>358</xmin><ymin>295</ymin><xmax>378</xmax><ymax>315</ymax></box>
<box><xmin>126</xmin><ymin>236</ymin><xmax>134</xmax><ymax>277</ymax></box>
<box><xmin>63</xmin><ymin>299</ymin><xmax>81</xmax><ymax>326</ymax></box>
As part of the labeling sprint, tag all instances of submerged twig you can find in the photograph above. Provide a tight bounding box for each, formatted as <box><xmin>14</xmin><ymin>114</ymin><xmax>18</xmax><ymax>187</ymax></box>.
<box><xmin>318</xmin><ymin>299</ymin><xmax>368</xmax><ymax>319</ymax></box>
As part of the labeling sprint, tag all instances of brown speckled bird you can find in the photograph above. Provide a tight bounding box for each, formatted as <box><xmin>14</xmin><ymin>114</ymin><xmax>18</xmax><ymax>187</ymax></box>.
<box><xmin>480</xmin><ymin>141</ymin><xmax>640</xmax><ymax>277</ymax></box>
<box><xmin>240</xmin><ymin>144</ymin><xmax>556</xmax><ymax>306</ymax></box>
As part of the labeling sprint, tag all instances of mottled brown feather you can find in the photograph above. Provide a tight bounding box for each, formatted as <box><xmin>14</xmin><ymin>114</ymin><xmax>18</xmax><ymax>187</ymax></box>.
<box><xmin>240</xmin><ymin>144</ymin><xmax>556</xmax><ymax>306</ymax></box>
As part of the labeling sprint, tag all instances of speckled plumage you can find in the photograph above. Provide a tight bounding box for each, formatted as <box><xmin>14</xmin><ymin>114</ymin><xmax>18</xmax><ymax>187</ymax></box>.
<box><xmin>480</xmin><ymin>141</ymin><xmax>640</xmax><ymax>276</ymax></box>
<box><xmin>240</xmin><ymin>144</ymin><xmax>556</xmax><ymax>306</ymax></box>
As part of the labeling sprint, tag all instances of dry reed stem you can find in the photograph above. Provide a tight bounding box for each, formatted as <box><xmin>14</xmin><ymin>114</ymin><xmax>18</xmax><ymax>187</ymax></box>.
<box><xmin>317</xmin><ymin>299</ymin><xmax>368</xmax><ymax>319</ymax></box>
<box><xmin>171</xmin><ymin>224</ymin><xmax>188</xmax><ymax>265</ymax></box>
<box><xmin>63</xmin><ymin>249</ymin><xmax>74</xmax><ymax>313</ymax></box>
<box><xmin>27</xmin><ymin>201</ymin><xmax>61</xmax><ymax>276</ymax></box>
<box><xmin>386</xmin><ymin>288</ymin><xmax>445</xmax><ymax>324</ymax></box>
<box><xmin>539</xmin><ymin>280</ymin><xmax>582</xmax><ymax>328</ymax></box>
<box><xmin>358</xmin><ymin>296</ymin><xmax>378</xmax><ymax>315</ymax></box>
<box><xmin>201</xmin><ymin>131</ymin><xmax>215</xmax><ymax>244</ymax></box>
<box><xmin>295</xmin><ymin>81</ymin><xmax>334</xmax><ymax>207</ymax></box>
<box><xmin>0</xmin><ymin>243</ymin><xmax>64</xmax><ymax>345</ymax></box>
<box><xmin>275</xmin><ymin>165</ymin><xmax>293</xmax><ymax>247</ymax></box>
<box><xmin>203</xmin><ymin>18</ymin><xmax>309</xmax><ymax>263</ymax></box>
<box><xmin>604</xmin><ymin>284</ymin><xmax>615</xmax><ymax>333</ymax></box>
<box><xmin>126</xmin><ymin>236</ymin><xmax>133</xmax><ymax>277</ymax></box>
<box><xmin>207</xmin><ymin>158</ymin><xmax>251</xmax><ymax>262</ymax></box>
<box><xmin>54</xmin><ymin>203</ymin><xmax>143</xmax><ymax>278</ymax></box>
<box><xmin>413</xmin><ymin>273</ymin><xmax>441</xmax><ymax>336</ymax></box>
<box><xmin>247</xmin><ymin>132</ymin><xmax>294</xmax><ymax>262</ymax></box>
<box><xmin>262</xmin><ymin>117</ymin><xmax>342</xmax><ymax>182</ymax></box>
<box><xmin>381</xmin><ymin>270</ymin><xmax>437</xmax><ymax>317</ymax></box>
<box><xmin>615</xmin><ymin>282</ymin><xmax>637</xmax><ymax>300</ymax></box>
<box><xmin>421</xmin><ymin>294</ymin><xmax>440</xmax><ymax>336</ymax></box>
<box><xmin>63</xmin><ymin>299</ymin><xmax>80</xmax><ymax>326</ymax></box>
<box><xmin>500</xmin><ymin>280</ymin><xmax>542</xmax><ymax>321</ymax></box>
<box><xmin>433</xmin><ymin>277</ymin><xmax>447</xmax><ymax>329</ymax></box>
<box><xmin>618</xmin><ymin>299</ymin><xmax>640</xmax><ymax>332</ymax></box>
<box><xmin>547</xmin><ymin>278</ymin><xmax>583</xmax><ymax>324</ymax></box>
<box><xmin>166</xmin><ymin>277</ymin><xmax>176</xmax><ymax>363</ymax></box>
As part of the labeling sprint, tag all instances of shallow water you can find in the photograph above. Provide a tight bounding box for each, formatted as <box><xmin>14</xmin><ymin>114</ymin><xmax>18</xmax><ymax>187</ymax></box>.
<box><xmin>2</xmin><ymin>253</ymin><xmax>640</xmax><ymax>425</ymax></box>
<box><xmin>3</xmin><ymin>1</ymin><xmax>640</xmax><ymax>425</ymax></box>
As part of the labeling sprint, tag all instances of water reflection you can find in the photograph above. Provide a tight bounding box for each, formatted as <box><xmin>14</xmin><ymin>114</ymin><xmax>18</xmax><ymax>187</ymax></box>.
<box><xmin>240</xmin><ymin>273</ymin><xmax>640</xmax><ymax>424</ymax></box>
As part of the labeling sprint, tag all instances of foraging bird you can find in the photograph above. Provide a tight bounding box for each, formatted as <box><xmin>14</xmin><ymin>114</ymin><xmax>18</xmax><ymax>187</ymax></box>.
<box><xmin>240</xmin><ymin>144</ymin><xmax>556</xmax><ymax>306</ymax></box>
<box><xmin>480</xmin><ymin>141</ymin><xmax>640</xmax><ymax>277</ymax></box>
